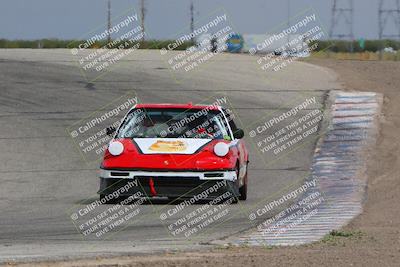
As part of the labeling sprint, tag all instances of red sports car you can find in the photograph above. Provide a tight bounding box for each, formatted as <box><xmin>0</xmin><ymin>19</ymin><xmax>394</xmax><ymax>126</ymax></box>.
<box><xmin>98</xmin><ymin>103</ymin><xmax>249</xmax><ymax>203</ymax></box>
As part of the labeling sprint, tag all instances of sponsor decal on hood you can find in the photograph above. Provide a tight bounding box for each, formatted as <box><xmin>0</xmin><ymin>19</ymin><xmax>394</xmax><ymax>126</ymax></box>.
<box><xmin>133</xmin><ymin>138</ymin><xmax>212</xmax><ymax>154</ymax></box>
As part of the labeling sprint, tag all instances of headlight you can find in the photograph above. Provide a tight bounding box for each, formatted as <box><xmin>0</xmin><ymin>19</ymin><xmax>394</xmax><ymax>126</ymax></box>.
<box><xmin>108</xmin><ymin>141</ymin><xmax>124</xmax><ymax>156</ymax></box>
<box><xmin>214</xmin><ymin>142</ymin><xmax>229</xmax><ymax>157</ymax></box>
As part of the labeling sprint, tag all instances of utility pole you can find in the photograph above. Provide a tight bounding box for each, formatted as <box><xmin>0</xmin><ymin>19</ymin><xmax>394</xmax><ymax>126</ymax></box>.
<box><xmin>379</xmin><ymin>0</ymin><xmax>400</xmax><ymax>39</ymax></box>
<box><xmin>287</xmin><ymin>0</ymin><xmax>291</xmax><ymax>49</ymax></box>
<box><xmin>329</xmin><ymin>0</ymin><xmax>354</xmax><ymax>52</ymax></box>
<box><xmin>140</xmin><ymin>0</ymin><xmax>146</xmax><ymax>42</ymax></box>
<box><xmin>378</xmin><ymin>0</ymin><xmax>400</xmax><ymax>59</ymax></box>
<box><xmin>107</xmin><ymin>0</ymin><xmax>111</xmax><ymax>44</ymax></box>
<box><xmin>190</xmin><ymin>1</ymin><xmax>195</xmax><ymax>43</ymax></box>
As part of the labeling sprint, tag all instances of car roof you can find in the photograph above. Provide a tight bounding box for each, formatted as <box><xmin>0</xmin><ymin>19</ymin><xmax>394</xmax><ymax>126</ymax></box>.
<box><xmin>135</xmin><ymin>103</ymin><xmax>221</xmax><ymax>110</ymax></box>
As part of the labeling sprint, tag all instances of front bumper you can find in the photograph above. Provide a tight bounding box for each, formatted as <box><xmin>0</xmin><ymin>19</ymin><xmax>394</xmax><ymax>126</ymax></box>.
<box><xmin>98</xmin><ymin>169</ymin><xmax>238</xmax><ymax>199</ymax></box>
<box><xmin>99</xmin><ymin>169</ymin><xmax>237</xmax><ymax>181</ymax></box>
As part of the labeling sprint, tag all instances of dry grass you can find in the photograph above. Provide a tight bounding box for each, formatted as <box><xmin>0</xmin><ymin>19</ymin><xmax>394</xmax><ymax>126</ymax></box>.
<box><xmin>310</xmin><ymin>51</ymin><xmax>400</xmax><ymax>61</ymax></box>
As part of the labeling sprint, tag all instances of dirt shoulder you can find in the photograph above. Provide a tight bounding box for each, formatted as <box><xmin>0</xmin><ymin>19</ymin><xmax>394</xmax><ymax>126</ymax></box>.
<box><xmin>308</xmin><ymin>59</ymin><xmax>400</xmax><ymax>242</ymax></box>
<box><xmin>9</xmin><ymin>59</ymin><xmax>400</xmax><ymax>267</ymax></box>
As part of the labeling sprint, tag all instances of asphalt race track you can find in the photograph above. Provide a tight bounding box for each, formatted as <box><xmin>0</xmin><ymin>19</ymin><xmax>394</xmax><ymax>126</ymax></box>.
<box><xmin>0</xmin><ymin>49</ymin><xmax>340</xmax><ymax>261</ymax></box>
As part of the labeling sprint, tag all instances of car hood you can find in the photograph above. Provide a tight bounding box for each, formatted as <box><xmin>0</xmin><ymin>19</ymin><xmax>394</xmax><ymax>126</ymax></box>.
<box><xmin>133</xmin><ymin>138</ymin><xmax>212</xmax><ymax>155</ymax></box>
<box><xmin>102</xmin><ymin>138</ymin><xmax>236</xmax><ymax>170</ymax></box>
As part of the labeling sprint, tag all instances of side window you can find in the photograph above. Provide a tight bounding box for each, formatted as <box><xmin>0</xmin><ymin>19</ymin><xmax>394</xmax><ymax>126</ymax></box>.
<box><xmin>223</xmin><ymin>108</ymin><xmax>237</xmax><ymax>131</ymax></box>
<box><xmin>212</xmin><ymin>114</ymin><xmax>229</xmax><ymax>139</ymax></box>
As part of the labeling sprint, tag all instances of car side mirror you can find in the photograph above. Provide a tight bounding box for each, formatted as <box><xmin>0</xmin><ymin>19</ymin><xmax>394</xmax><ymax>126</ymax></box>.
<box><xmin>233</xmin><ymin>128</ymin><xmax>244</xmax><ymax>139</ymax></box>
<box><xmin>106</xmin><ymin>126</ymin><xmax>116</xmax><ymax>136</ymax></box>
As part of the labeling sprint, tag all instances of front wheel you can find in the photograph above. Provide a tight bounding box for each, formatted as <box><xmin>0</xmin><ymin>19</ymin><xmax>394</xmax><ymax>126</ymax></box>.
<box><xmin>100</xmin><ymin>194</ymin><xmax>110</xmax><ymax>204</ymax></box>
<box><xmin>239</xmin><ymin>183</ymin><xmax>247</xmax><ymax>200</ymax></box>
<box><xmin>100</xmin><ymin>194</ymin><xmax>121</xmax><ymax>204</ymax></box>
<box><xmin>238</xmin><ymin>171</ymin><xmax>248</xmax><ymax>200</ymax></box>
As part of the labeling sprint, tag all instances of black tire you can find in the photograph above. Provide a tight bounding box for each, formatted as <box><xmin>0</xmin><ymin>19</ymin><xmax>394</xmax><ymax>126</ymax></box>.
<box><xmin>229</xmin><ymin>166</ymin><xmax>240</xmax><ymax>203</ymax></box>
<box><xmin>99</xmin><ymin>194</ymin><xmax>109</xmax><ymax>204</ymax></box>
<box><xmin>168</xmin><ymin>197</ymin><xmax>180</xmax><ymax>203</ymax></box>
<box><xmin>238</xmin><ymin>168</ymin><xmax>248</xmax><ymax>200</ymax></box>
<box><xmin>100</xmin><ymin>194</ymin><xmax>120</xmax><ymax>204</ymax></box>
<box><xmin>231</xmin><ymin>195</ymin><xmax>239</xmax><ymax>204</ymax></box>
<box><xmin>239</xmin><ymin>182</ymin><xmax>247</xmax><ymax>200</ymax></box>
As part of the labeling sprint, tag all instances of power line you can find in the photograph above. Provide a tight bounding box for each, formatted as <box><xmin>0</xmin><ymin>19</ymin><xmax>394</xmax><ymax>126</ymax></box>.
<box><xmin>378</xmin><ymin>0</ymin><xmax>400</xmax><ymax>39</ymax></box>
<box><xmin>329</xmin><ymin>0</ymin><xmax>354</xmax><ymax>51</ymax></box>
<box><xmin>140</xmin><ymin>0</ymin><xmax>146</xmax><ymax>42</ymax></box>
<box><xmin>107</xmin><ymin>0</ymin><xmax>111</xmax><ymax>43</ymax></box>
<box><xmin>190</xmin><ymin>1</ymin><xmax>194</xmax><ymax>43</ymax></box>
<box><xmin>287</xmin><ymin>0</ymin><xmax>291</xmax><ymax>46</ymax></box>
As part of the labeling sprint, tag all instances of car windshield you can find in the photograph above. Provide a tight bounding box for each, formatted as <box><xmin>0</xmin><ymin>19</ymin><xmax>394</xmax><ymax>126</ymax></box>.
<box><xmin>116</xmin><ymin>108</ymin><xmax>231</xmax><ymax>140</ymax></box>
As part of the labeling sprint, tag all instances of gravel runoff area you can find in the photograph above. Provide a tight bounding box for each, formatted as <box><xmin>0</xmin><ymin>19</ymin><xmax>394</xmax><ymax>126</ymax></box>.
<box><xmin>5</xmin><ymin>58</ymin><xmax>400</xmax><ymax>267</ymax></box>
